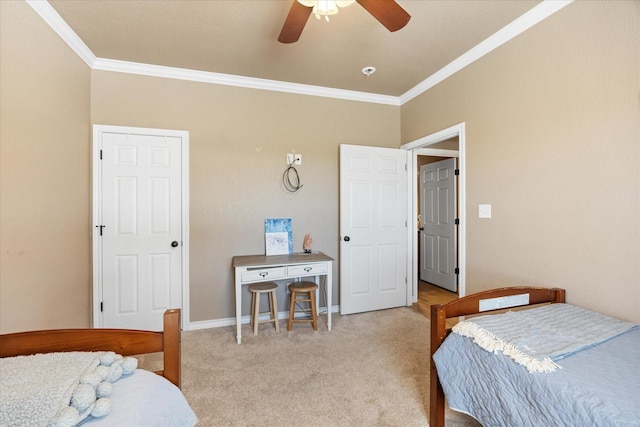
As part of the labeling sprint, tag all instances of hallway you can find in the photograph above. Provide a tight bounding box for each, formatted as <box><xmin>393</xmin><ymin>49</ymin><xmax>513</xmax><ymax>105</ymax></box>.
<box><xmin>415</xmin><ymin>280</ymin><xmax>458</xmax><ymax>317</ymax></box>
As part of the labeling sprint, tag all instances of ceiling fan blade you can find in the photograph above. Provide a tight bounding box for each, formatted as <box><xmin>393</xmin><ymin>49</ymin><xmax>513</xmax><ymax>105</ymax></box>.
<box><xmin>278</xmin><ymin>1</ymin><xmax>313</xmax><ymax>43</ymax></box>
<box><xmin>356</xmin><ymin>0</ymin><xmax>411</xmax><ymax>32</ymax></box>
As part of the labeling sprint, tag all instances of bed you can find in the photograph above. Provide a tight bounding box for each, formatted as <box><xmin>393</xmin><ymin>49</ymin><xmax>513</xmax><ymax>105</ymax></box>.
<box><xmin>0</xmin><ymin>309</ymin><xmax>197</xmax><ymax>426</ymax></box>
<box><xmin>429</xmin><ymin>286</ymin><xmax>640</xmax><ymax>427</ymax></box>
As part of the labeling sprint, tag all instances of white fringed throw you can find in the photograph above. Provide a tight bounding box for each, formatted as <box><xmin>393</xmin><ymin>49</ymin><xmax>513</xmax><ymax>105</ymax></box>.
<box><xmin>452</xmin><ymin>303</ymin><xmax>637</xmax><ymax>373</ymax></box>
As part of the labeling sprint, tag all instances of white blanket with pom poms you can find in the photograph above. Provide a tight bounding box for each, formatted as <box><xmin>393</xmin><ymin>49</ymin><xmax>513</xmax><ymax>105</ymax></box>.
<box><xmin>0</xmin><ymin>351</ymin><xmax>137</xmax><ymax>427</ymax></box>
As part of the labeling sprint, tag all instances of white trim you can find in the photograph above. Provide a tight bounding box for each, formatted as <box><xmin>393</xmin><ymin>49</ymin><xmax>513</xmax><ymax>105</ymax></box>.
<box><xmin>92</xmin><ymin>128</ymin><xmax>103</xmax><ymax>327</ymax></box>
<box><xmin>188</xmin><ymin>305</ymin><xmax>341</xmax><ymax>331</ymax></box>
<box><xmin>414</xmin><ymin>148</ymin><xmax>459</xmax><ymax>158</ymax></box>
<box><xmin>30</xmin><ymin>0</ymin><xmax>570</xmax><ymax>106</ymax></box>
<box><xmin>92</xmin><ymin>125</ymin><xmax>190</xmax><ymax>331</ymax></box>
<box><xmin>180</xmin><ymin>129</ymin><xmax>191</xmax><ymax>331</ymax></box>
<box><xmin>401</xmin><ymin>123</ymin><xmax>466</xmax><ymax>301</ymax></box>
<box><xmin>92</xmin><ymin>58</ymin><xmax>400</xmax><ymax>106</ymax></box>
<box><xmin>405</xmin><ymin>149</ymin><xmax>414</xmax><ymax>307</ymax></box>
<box><xmin>25</xmin><ymin>0</ymin><xmax>96</xmax><ymax>67</ymax></box>
<box><xmin>399</xmin><ymin>0</ymin><xmax>573</xmax><ymax>105</ymax></box>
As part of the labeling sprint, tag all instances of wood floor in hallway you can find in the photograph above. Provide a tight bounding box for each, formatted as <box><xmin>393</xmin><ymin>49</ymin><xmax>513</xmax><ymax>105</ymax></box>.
<box><xmin>416</xmin><ymin>280</ymin><xmax>459</xmax><ymax>318</ymax></box>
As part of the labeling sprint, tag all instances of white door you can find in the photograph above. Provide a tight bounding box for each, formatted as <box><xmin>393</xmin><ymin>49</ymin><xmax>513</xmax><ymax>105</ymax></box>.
<box><xmin>340</xmin><ymin>144</ymin><xmax>408</xmax><ymax>315</ymax></box>
<box><xmin>93</xmin><ymin>125</ymin><xmax>188</xmax><ymax>331</ymax></box>
<box><xmin>420</xmin><ymin>158</ymin><xmax>457</xmax><ymax>292</ymax></box>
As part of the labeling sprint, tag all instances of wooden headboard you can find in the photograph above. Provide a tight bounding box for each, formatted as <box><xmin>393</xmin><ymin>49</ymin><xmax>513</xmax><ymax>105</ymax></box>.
<box><xmin>429</xmin><ymin>287</ymin><xmax>566</xmax><ymax>427</ymax></box>
<box><xmin>0</xmin><ymin>309</ymin><xmax>182</xmax><ymax>388</ymax></box>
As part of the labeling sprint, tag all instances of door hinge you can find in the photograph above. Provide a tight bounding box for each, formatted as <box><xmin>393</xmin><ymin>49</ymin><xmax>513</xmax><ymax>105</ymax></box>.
<box><xmin>454</xmin><ymin>267</ymin><xmax>460</xmax><ymax>275</ymax></box>
<box><xmin>455</xmin><ymin>218</ymin><xmax>460</xmax><ymax>225</ymax></box>
<box><xmin>454</xmin><ymin>169</ymin><xmax>460</xmax><ymax>176</ymax></box>
<box><xmin>95</xmin><ymin>225</ymin><xmax>106</xmax><ymax>236</ymax></box>
<box><xmin>99</xmin><ymin>149</ymin><xmax>103</xmax><ymax>160</ymax></box>
<box><xmin>100</xmin><ymin>302</ymin><xmax>103</xmax><ymax>312</ymax></box>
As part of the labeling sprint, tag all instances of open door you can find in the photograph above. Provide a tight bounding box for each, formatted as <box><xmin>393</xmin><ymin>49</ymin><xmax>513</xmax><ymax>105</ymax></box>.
<box><xmin>339</xmin><ymin>144</ymin><xmax>408</xmax><ymax>315</ymax></box>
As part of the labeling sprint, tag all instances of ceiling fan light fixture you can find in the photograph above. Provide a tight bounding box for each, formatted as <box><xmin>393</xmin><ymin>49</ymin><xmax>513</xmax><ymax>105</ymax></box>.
<box><xmin>279</xmin><ymin>0</ymin><xmax>409</xmax><ymax>44</ymax></box>
<box><xmin>298</xmin><ymin>0</ymin><xmax>356</xmax><ymax>21</ymax></box>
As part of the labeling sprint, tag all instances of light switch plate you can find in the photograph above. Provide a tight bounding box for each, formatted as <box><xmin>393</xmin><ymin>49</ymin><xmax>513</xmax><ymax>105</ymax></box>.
<box><xmin>479</xmin><ymin>204</ymin><xmax>492</xmax><ymax>218</ymax></box>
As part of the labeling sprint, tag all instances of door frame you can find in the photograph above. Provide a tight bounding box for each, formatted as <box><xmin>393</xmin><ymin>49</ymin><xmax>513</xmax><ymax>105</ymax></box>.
<box><xmin>92</xmin><ymin>124</ymin><xmax>190</xmax><ymax>330</ymax></box>
<box><xmin>401</xmin><ymin>122</ymin><xmax>466</xmax><ymax>302</ymax></box>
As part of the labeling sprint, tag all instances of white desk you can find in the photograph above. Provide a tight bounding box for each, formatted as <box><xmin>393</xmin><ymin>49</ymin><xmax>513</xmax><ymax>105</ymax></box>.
<box><xmin>232</xmin><ymin>252</ymin><xmax>333</xmax><ymax>344</ymax></box>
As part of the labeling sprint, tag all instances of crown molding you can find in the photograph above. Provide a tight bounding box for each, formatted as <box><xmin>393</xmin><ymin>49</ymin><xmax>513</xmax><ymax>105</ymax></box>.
<box><xmin>26</xmin><ymin>0</ymin><xmax>96</xmax><ymax>67</ymax></box>
<box><xmin>92</xmin><ymin>58</ymin><xmax>400</xmax><ymax>106</ymax></box>
<box><xmin>399</xmin><ymin>0</ymin><xmax>573</xmax><ymax>105</ymax></box>
<box><xmin>28</xmin><ymin>0</ymin><xmax>571</xmax><ymax>107</ymax></box>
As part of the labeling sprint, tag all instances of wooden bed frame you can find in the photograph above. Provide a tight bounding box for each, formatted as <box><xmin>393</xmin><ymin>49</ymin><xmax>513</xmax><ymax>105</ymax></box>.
<box><xmin>429</xmin><ymin>286</ymin><xmax>566</xmax><ymax>427</ymax></box>
<box><xmin>0</xmin><ymin>308</ymin><xmax>182</xmax><ymax>388</ymax></box>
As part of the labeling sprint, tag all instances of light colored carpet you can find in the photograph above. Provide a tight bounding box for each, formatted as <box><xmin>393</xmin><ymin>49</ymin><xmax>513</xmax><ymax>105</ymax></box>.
<box><xmin>147</xmin><ymin>306</ymin><xmax>481</xmax><ymax>426</ymax></box>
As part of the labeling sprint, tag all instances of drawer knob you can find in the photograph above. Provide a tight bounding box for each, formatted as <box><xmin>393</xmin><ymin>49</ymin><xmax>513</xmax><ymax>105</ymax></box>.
<box><xmin>304</xmin><ymin>267</ymin><xmax>312</xmax><ymax>272</ymax></box>
<box><xmin>259</xmin><ymin>272</ymin><xmax>269</xmax><ymax>277</ymax></box>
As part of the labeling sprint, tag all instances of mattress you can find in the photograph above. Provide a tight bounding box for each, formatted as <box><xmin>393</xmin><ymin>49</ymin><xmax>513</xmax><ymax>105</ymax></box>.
<box><xmin>79</xmin><ymin>369</ymin><xmax>197</xmax><ymax>426</ymax></box>
<box><xmin>1</xmin><ymin>349</ymin><xmax>197</xmax><ymax>427</ymax></box>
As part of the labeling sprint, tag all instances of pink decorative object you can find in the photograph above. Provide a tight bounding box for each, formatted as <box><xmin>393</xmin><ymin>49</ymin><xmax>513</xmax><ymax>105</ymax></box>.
<box><xmin>303</xmin><ymin>234</ymin><xmax>313</xmax><ymax>253</ymax></box>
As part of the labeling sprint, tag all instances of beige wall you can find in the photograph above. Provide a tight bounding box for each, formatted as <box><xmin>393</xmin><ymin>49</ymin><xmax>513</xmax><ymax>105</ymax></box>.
<box><xmin>1</xmin><ymin>2</ymin><xmax>399</xmax><ymax>332</ymax></box>
<box><xmin>90</xmin><ymin>71</ymin><xmax>400</xmax><ymax>323</ymax></box>
<box><xmin>402</xmin><ymin>1</ymin><xmax>640</xmax><ymax>322</ymax></box>
<box><xmin>1</xmin><ymin>1</ymin><xmax>92</xmax><ymax>332</ymax></box>
<box><xmin>2</xmin><ymin>0</ymin><xmax>638</xmax><ymax>332</ymax></box>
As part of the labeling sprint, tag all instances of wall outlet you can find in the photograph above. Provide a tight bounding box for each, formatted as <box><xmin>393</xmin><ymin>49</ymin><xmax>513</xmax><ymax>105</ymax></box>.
<box><xmin>287</xmin><ymin>153</ymin><xmax>302</xmax><ymax>165</ymax></box>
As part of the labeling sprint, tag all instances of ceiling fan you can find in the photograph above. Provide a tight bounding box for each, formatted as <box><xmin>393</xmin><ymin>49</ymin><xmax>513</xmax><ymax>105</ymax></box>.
<box><xmin>278</xmin><ymin>0</ymin><xmax>411</xmax><ymax>44</ymax></box>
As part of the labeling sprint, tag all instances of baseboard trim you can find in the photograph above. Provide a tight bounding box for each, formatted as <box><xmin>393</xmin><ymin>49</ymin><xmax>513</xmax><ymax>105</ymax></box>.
<box><xmin>187</xmin><ymin>305</ymin><xmax>340</xmax><ymax>331</ymax></box>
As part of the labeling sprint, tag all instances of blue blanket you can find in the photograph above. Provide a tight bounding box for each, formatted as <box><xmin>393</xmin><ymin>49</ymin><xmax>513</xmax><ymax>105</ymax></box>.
<box><xmin>452</xmin><ymin>303</ymin><xmax>638</xmax><ymax>372</ymax></box>
<box><xmin>434</xmin><ymin>327</ymin><xmax>640</xmax><ymax>426</ymax></box>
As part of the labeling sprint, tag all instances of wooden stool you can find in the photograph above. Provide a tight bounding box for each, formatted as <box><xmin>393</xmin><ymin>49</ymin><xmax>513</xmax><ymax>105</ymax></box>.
<box><xmin>287</xmin><ymin>281</ymin><xmax>318</xmax><ymax>331</ymax></box>
<box><xmin>249</xmin><ymin>282</ymin><xmax>279</xmax><ymax>335</ymax></box>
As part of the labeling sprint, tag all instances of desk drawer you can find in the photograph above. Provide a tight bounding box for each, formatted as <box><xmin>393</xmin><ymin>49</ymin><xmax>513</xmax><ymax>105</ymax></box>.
<box><xmin>241</xmin><ymin>267</ymin><xmax>286</xmax><ymax>282</ymax></box>
<box><xmin>287</xmin><ymin>263</ymin><xmax>328</xmax><ymax>276</ymax></box>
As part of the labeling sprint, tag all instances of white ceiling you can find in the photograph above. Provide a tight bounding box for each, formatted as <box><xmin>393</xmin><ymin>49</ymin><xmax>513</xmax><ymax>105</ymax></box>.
<box><xmin>46</xmin><ymin>0</ymin><xmax>544</xmax><ymax>99</ymax></box>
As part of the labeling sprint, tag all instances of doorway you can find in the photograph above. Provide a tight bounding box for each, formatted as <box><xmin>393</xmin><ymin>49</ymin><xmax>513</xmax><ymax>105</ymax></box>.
<box><xmin>401</xmin><ymin>123</ymin><xmax>466</xmax><ymax>304</ymax></box>
<box><xmin>415</xmin><ymin>280</ymin><xmax>459</xmax><ymax>317</ymax></box>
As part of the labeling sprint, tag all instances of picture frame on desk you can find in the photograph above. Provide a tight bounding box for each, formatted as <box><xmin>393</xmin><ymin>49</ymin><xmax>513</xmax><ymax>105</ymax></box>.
<box><xmin>264</xmin><ymin>218</ymin><xmax>293</xmax><ymax>255</ymax></box>
<box><xmin>265</xmin><ymin>231</ymin><xmax>289</xmax><ymax>255</ymax></box>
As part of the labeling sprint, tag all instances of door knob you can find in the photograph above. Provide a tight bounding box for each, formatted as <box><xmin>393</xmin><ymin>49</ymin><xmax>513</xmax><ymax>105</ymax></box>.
<box><xmin>171</xmin><ymin>241</ymin><xmax>179</xmax><ymax>248</ymax></box>
<box><xmin>343</xmin><ymin>236</ymin><xmax>350</xmax><ymax>242</ymax></box>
